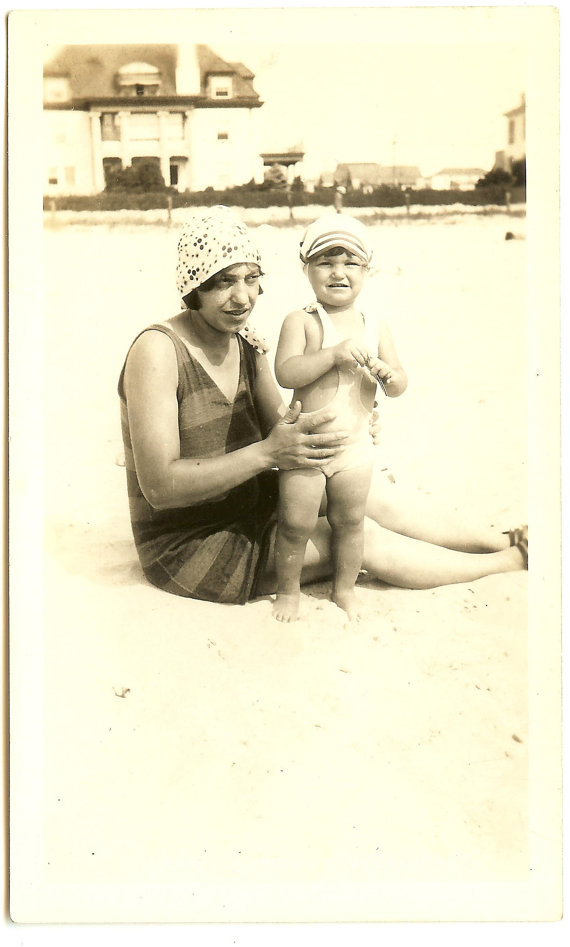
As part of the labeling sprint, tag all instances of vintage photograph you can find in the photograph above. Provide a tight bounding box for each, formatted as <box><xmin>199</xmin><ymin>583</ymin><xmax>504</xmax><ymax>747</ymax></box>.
<box><xmin>8</xmin><ymin>4</ymin><xmax>561</xmax><ymax>926</ymax></box>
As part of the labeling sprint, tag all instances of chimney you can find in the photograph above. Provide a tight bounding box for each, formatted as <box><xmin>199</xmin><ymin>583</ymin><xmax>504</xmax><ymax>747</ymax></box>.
<box><xmin>176</xmin><ymin>45</ymin><xmax>200</xmax><ymax>94</ymax></box>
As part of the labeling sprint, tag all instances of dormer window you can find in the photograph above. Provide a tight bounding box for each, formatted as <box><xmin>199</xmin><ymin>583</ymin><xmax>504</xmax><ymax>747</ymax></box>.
<box><xmin>43</xmin><ymin>76</ymin><xmax>71</xmax><ymax>103</ymax></box>
<box><xmin>117</xmin><ymin>61</ymin><xmax>161</xmax><ymax>96</ymax></box>
<box><xmin>208</xmin><ymin>75</ymin><xmax>233</xmax><ymax>99</ymax></box>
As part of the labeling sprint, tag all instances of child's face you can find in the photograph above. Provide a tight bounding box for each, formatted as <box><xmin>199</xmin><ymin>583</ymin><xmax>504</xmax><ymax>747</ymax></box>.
<box><xmin>306</xmin><ymin>248</ymin><xmax>366</xmax><ymax>310</ymax></box>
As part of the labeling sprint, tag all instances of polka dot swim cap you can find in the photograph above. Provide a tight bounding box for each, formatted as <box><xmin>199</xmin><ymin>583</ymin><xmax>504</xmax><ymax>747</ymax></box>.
<box><xmin>176</xmin><ymin>205</ymin><xmax>262</xmax><ymax>299</ymax></box>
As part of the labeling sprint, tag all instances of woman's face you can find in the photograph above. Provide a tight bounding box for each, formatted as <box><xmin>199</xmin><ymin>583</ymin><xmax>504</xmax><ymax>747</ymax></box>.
<box><xmin>195</xmin><ymin>263</ymin><xmax>261</xmax><ymax>336</ymax></box>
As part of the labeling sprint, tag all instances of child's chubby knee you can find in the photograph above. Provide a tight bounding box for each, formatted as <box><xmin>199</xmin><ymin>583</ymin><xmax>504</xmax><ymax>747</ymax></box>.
<box><xmin>327</xmin><ymin>502</ymin><xmax>367</xmax><ymax>532</ymax></box>
<box><xmin>277</xmin><ymin>511</ymin><xmax>319</xmax><ymax>544</ymax></box>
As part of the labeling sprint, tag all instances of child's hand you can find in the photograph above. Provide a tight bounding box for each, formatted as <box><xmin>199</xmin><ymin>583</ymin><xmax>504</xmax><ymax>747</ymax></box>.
<box><xmin>366</xmin><ymin>356</ymin><xmax>394</xmax><ymax>386</ymax></box>
<box><xmin>333</xmin><ymin>338</ymin><xmax>370</xmax><ymax>369</ymax></box>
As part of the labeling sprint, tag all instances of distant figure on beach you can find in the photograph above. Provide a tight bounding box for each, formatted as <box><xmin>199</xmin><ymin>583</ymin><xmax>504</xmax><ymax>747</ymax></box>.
<box><xmin>334</xmin><ymin>186</ymin><xmax>345</xmax><ymax>213</ymax></box>
<box><xmin>118</xmin><ymin>205</ymin><xmax>527</xmax><ymax>609</ymax></box>
<box><xmin>272</xmin><ymin>214</ymin><xmax>407</xmax><ymax>622</ymax></box>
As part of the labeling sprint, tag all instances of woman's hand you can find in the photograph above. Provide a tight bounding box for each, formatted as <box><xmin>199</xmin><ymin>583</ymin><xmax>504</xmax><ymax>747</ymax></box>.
<box><xmin>265</xmin><ymin>401</ymin><xmax>348</xmax><ymax>469</ymax></box>
<box><xmin>369</xmin><ymin>403</ymin><xmax>382</xmax><ymax>445</ymax></box>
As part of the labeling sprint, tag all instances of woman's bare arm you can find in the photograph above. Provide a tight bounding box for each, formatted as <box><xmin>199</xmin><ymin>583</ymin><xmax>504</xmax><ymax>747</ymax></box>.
<box><xmin>253</xmin><ymin>351</ymin><xmax>288</xmax><ymax>431</ymax></box>
<box><xmin>124</xmin><ymin>331</ymin><xmax>348</xmax><ymax>510</ymax></box>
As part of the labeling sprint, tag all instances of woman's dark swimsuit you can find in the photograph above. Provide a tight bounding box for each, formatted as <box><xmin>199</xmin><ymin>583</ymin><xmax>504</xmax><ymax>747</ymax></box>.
<box><xmin>118</xmin><ymin>325</ymin><xmax>278</xmax><ymax>604</ymax></box>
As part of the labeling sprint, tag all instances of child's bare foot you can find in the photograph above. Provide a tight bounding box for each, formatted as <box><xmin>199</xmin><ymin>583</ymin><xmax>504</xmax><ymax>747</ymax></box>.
<box><xmin>272</xmin><ymin>592</ymin><xmax>301</xmax><ymax>622</ymax></box>
<box><xmin>332</xmin><ymin>588</ymin><xmax>363</xmax><ymax>622</ymax></box>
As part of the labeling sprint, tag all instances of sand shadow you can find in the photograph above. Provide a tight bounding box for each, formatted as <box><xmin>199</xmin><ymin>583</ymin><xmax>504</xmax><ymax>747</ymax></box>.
<box><xmin>45</xmin><ymin>518</ymin><xmax>144</xmax><ymax>587</ymax></box>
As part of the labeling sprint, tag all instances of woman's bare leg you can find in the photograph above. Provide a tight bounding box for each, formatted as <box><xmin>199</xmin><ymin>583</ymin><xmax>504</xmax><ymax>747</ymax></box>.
<box><xmin>360</xmin><ymin>517</ymin><xmax>525</xmax><ymax>589</ymax></box>
<box><xmin>257</xmin><ymin>513</ymin><xmax>524</xmax><ymax>600</ymax></box>
<box><xmin>364</xmin><ymin>469</ymin><xmax>512</xmax><ymax>553</ymax></box>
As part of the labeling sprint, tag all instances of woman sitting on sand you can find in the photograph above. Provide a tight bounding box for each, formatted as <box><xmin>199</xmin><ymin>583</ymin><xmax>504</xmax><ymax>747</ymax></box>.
<box><xmin>118</xmin><ymin>206</ymin><xmax>527</xmax><ymax>608</ymax></box>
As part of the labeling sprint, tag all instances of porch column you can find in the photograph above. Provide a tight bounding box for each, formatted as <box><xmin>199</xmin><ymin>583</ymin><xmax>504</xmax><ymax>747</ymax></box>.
<box><xmin>88</xmin><ymin>111</ymin><xmax>105</xmax><ymax>192</ymax></box>
<box><xmin>183</xmin><ymin>108</ymin><xmax>194</xmax><ymax>190</ymax></box>
<box><xmin>118</xmin><ymin>111</ymin><xmax>131</xmax><ymax>167</ymax></box>
<box><xmin>157</xmin><ymin>110</ymin><xmax>171</xmax><ymax>186</ymax></box>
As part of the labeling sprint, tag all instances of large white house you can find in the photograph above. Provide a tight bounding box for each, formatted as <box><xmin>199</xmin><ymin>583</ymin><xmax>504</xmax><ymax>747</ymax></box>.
<box><xmin>494</xmin><ymin>94</ymin><xmax>526</xmax><ymax>172</ymax></box>
<box><xmin>43</xmin><ymin>44</ymin><xmax>265</xmax><ymax>195</ymax></box>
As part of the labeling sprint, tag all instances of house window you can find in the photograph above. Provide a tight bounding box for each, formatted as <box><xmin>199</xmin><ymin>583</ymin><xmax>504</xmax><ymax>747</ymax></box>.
<box><xmin>103</xmin><ymin>157</ymin><xmax>122</xmax><ymax>185</ymax></box>
<box><xmin>48</xmin><ymin>168</ymin><xmax>58</xmax><ymax>185</ymax></box>
<box><xmin>169</xmin><ymin>163</ymin><xmax>179</xmax><ymax>187</ymax></box>
<box><xmin>101</xmin><ymin>113</ymin><xmax>120</xmax><ymax>141</ymax></box>
<box><xmin>129</xmin><ymin>113</ymin><xmax>159</xmax><ymax>141</ymax></box>
<box><xmin>43</xmin><ymin>77</ymin><xmax>71</xmax><ymax>103</ymax></box>
<box><xmin>217</xmin><ymin>131</ymin><xmax>229</xmax><ymax>141</ymax></box>
<box><xmin>117</xmin><ymin>61</ymin><xmax>161</xmax><ymax>96</ymax></box>
<box><xmin>208</xmin><ymin>76</ymin><xmax>233</xmax><ymax>99</ymax></box>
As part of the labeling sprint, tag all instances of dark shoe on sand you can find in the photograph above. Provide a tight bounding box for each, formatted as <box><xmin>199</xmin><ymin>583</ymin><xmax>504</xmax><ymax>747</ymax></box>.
<box><xmin>503</xmin><ymin>525</ymin><xmax>528</xmax><ymax>569</ymax></box>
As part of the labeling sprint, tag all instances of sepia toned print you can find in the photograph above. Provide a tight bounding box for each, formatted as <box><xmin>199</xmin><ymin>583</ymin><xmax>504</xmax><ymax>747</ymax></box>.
<box><xmin>8</xmin><ymin>5</ymin><xmax>561</xmax><ymax>925</ymax></box>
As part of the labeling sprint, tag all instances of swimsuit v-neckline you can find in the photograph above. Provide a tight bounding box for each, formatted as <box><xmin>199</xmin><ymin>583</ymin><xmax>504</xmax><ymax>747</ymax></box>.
<box><xmin>163</xmin><ymin>324</ymin><xmax>243</xmax><ymax>405</ymax></box>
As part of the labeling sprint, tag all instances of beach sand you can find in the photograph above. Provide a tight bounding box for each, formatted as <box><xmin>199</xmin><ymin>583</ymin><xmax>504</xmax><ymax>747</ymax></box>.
<box><xmin>29</xmin><ymin>209</ymin><xmax>531</xmax><ymax>920</ymax></box>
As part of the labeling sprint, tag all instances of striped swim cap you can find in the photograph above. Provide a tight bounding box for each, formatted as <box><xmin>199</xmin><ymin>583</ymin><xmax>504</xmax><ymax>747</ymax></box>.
<box><xmin>299</xmin><ymin>213</ymin><xmax>372</xmax><ymax>265</ymax></box>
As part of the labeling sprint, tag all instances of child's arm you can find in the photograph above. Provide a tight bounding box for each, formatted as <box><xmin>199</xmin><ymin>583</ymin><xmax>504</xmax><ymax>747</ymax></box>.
<box><xmin>367</xmin><ymin>320</ymin><xmax>408</xmax><ymax>397</ymax></box>
<box><xmin>275</xmin><ymin>310</ymin><xmax>370</xmax><ymax>390</ymax></box>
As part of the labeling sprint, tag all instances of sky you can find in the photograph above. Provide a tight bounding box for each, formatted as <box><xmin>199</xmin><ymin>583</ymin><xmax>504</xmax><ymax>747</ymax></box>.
<box><xmin>213</xmin><ymin>40</ymin><xmax>525</xmax><ymax>179</ymax></box>
<box><xmin>30</xmin><ymin>4</ymin><xmax>546</xmax><ymax>182</ymax></box>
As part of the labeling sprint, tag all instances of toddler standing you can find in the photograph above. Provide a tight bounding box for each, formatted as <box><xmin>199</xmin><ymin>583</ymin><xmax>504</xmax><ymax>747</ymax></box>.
<box><xmin>272</xmin><ymin>214</ymin><xmax>407</xmax><ymax>622</ymax></box>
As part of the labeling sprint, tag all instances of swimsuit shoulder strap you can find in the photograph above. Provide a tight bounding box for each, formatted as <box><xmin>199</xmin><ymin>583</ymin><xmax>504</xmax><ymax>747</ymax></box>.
<box><xmin>362</xmin><ymin>311</ymin><xmax>380</xmax><ymax>356</ymax></box>
<box><xmin>304</xmin><ymin>301</ymin><xmax>338</xmax><ymax>349</ymax></box>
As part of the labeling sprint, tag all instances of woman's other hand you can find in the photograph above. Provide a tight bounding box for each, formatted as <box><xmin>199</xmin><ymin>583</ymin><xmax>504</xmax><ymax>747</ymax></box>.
<box><xmin>369</xmin><ymin>403</ymin><xmax>382</xmax><ymax>445</ymax></box>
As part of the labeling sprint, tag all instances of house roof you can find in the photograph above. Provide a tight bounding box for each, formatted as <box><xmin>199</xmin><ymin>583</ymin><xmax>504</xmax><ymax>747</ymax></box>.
<box><xmin>335</xmin><ymin>163</ymin><xmax>422</xmax><ymax>184</ymax></box>
<box><xmin>336</xmin><ymin>162</ymin><xmax>381</xmax><ymax>178</ymax></box>
<box><xmin>44</xmin><ymin>44</ymin><xmax>179</xmax><ymax>96</ymax></box>
<box><xmin>504</xmin><ymin>104</ymin><xmax>525</xmax><ymax>118</ymax></box>
<box><xmin>504</xmin><ymin>94</ymin><xmax>525</xmax><ymax>118</ymax></box>
<box><xmin>43</xmin><ymin>43</ymin><xmax>261</xmax><ymax>103</ymax></box>
<box><xmin>433</xmin><ymin>168</ymin><xmax>486</xmax><ymax>177</ymax></box>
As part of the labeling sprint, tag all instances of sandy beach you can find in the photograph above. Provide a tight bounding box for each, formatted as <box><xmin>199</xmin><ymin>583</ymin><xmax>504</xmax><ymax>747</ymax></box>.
<box><xmin>14</xmin><ymin>208</ymin><xmax>536</xmax><ymax>922</ymax></box>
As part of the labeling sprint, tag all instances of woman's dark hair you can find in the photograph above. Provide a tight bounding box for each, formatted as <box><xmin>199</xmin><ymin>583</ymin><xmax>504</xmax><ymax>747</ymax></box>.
<box><xmin>182</xmin><ymin>264</ymin><xmax>263</xmax><ymax>310</ymax></box>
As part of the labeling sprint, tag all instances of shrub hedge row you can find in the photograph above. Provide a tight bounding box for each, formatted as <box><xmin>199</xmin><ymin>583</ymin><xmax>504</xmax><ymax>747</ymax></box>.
<box><xmin>44</xmin><ymin>184</ymin><xmax>525</xmax><ymax>213</ymax></box>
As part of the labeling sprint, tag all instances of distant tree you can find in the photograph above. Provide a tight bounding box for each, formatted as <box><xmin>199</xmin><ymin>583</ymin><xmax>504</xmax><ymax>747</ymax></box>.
<box><xmin>511</xmin><ymin>158</ymin><xmax>526</xmax><ymax>187</ymax></box>
<box><xmin>105</xmin><ymin>159</ymin><xmax>166</xmax><ymax>192</ymax></box>
<box><xmin>266</xmin><ymin>163</ymin><xmax>288</xmax><ymax>189</ymax></box>
<box><xmin>475</xmin><ymin>167</ymin><xmax>512</xmax><ymax>189</ymax></box>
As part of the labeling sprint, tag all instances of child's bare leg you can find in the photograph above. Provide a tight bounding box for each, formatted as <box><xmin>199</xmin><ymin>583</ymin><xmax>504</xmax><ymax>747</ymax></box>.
<box><xmin>273</xmin><ymin>468</ymin><xmax>325</xmax><ymax>622</ymax></box>
<box><xmin>326</xmin><ymin>464</ymin><xmax>373</xmax><ymax>621</ymax></box>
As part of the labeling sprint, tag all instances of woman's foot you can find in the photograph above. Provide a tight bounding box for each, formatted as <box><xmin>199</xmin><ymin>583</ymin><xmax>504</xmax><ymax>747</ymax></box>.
<box><xmin>503</xmin><ymin>525</ymin><xmax>528</xmax><ymax>569</ymax></box>
<box><xmin>272</xmin><ymin>591</ymin><xmax>301</xmax><ymax>622</ymax></box>
<box><xmin>332</xmin><ymin>587</ymin><xmax>363</xmax><ymax>622</ymax></box>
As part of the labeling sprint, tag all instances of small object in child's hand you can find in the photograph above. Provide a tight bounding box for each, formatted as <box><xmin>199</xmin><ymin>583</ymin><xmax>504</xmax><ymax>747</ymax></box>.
<box><xmin>364</xmin><ymin>355</ymin><xmax>388</xmax><ymax>395</ymax></box>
